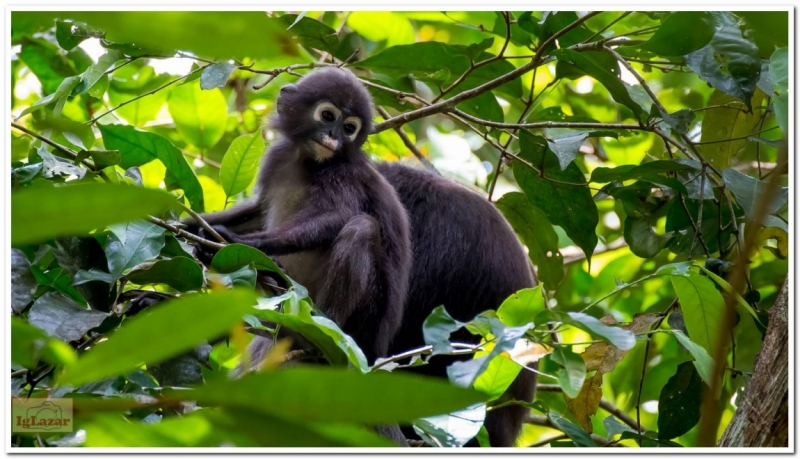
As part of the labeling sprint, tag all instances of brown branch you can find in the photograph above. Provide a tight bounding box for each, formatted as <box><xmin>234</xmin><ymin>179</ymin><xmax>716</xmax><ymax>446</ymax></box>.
<box><xmin>178</xmin><ymin>203</ymin><xmax>227</xmax><ymax>243</ymax></box>
<box><xmin>375</xmin><ymin>106</ymin><xmax>439</xmax><ymax>174</ymax></box>
<box><xmin>11</xmin><ymin>122</ymin><xmax>98</xmax><ymax>171</ymax></box>
<box><xmin>146</xmin><ymin>216</ymin><xmax>225</xmax><ymax>250</ymax></box>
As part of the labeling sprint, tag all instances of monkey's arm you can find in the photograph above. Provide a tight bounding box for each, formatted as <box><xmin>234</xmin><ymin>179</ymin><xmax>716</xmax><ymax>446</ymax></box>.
<box><xmin>184</xmin><ymin>199</ymin><xmax>265</xmax><ymax>235</ymax></box>
<box><xmin>216</xmin><ymin>209</ymin><xmax>350</xmax><ymax>256</ymax></box>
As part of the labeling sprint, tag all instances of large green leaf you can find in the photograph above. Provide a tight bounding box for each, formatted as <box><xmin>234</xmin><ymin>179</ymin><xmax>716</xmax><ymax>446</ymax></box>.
<box><xmin>566</xmin><ymin>312</ymin><xmax>636</xmax><ymax>350</ymax></box>
<box><xmin>551</xmin><ymin>346</ymin><xmax>586</xmax><ymax>399</ymax></box>
<box><xmin>722</xmin><ymin>168</ymin><xmax>788</xmax><ymax>220</ymax></box>
<box><xmin>220</xmin><ymin>130</ymin><xmax>265</xmax><ymax>199</ymax></box>
<box><xmin>698</xmin><ymin>89</ymin><xmax>766</xmax><ymax>169</ymax></box>
<box><xmin>671</xmin><ymin>272</ymin><xmax>726</xmax><ymax>357</ymax></box>
<box><xmin>73</xmin><ymin>49</ymin><xmax>123</xmax><ymax>95</ymax></box>
<box><xmin>18</xmin><ymin>37</ymin><xmax>77</xmax><ymax>95</ymax></box>
<box><xmin>59</xmin><ymin>289</ymin><xmax>257</xmax><ymax>387</ymax></box>
<box><xmin>278</xmin><ymin>14</ymin><xmax>341</xmax><ymax>54</ymax></box>
<box><xmin>173</xmin><ymin>366</ymin><xmax>487</xmax><ymax>424</ymax></box>
<box><xmin>624</xmin><ymin>217</ymin><xmax>672</xmax><ymax>259</ymax></box>
<box><xmin>554</xmin><ymin>49</ymin><xmax>644</xmax><ymax>118</ymax></box>
<box><xmin>657</xmin><ymin>361</ymin><xmax>703</xmax><ymax>439</ymax></box>
<box><xmin>28</xmin><ymin>292</ymin><xmax>110</xmax><ymax>342</ymax></box>
<box><xmin>105</xmin><ymin>220</ymin><xmax>166</xmax><ymax>280</ymax></box>
<box><xmin>167</xmin><ymin>82</ymin><xmax>227</xmax><ymax>149</ymax></box>
<box><xmin>125</xmin><ymin>256</ymin><xmax>203</xmax><ymax>291</ymax></box>
<box><xmin>17</xmin><ymin>75</ymin><xmax>81</xmax><ymax>118</ymax></box>
<box><xmin>99</xmin><ymin>124</ymin><xmax>204</xmax><ymax>211</ymax></box>
<box><xmin>640</xmin><ymin>12</ymin><xmax>715</xmax><ymax>56</ymax></box>
<box><xmin>495</xmin><ymin>286</ymin><xmax>547</xmax><ymax>328</ymax></box>
<box><xmin>685</xmin><ymin>12</ymin><xmax>761</xmax><ymax>109</ymax></box>
<box><xmin>11</xmin><ymin>183</ymin><xmax>177</xmax><ymax>245</ymax></box>
<box><xmin>211</xmin><ymin>243</ymin><xmax>288</xmax><ymax>284</ymax></box>
<box><xmin>514</xmin><ymin>130</ymin><xmax>598</xmax><ymax>262</ymax></box>
<box><xmin>495</xmin><ymin>194</ymin><xmax>564</xmax><ymax>288</ymax></box>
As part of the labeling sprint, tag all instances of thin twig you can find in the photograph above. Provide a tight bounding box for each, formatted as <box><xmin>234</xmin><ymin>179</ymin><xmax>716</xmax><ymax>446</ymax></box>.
<box><xmin>692</xmin><ymin>126</ymin><xmax>780</xmax><ymax>146</ymax></box>
<box><xmin>179</xmin><ymin>203</ymin><xmax>227</xmax><ymax>243</ymax></box>
<box><xmin>11</xmin><ymin>122</ymin><xmax>97</xmax><ymax>171</ymax></box>
<box><xmin>375</xmin><ymin>105</ymin><xmax>439</xmax><ymax>174</ymax></box>
<box><xmin>146</xmin><ymin>216</ymin><xmax>225</xmax><ymax>250</ymax></box>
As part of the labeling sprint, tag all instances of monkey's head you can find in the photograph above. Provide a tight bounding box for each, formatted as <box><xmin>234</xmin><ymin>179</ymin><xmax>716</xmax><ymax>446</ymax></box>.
<box><xmin>274</xmin><ymin>67</ymin><xmax>373</xmax><ymax>162</ymax></box>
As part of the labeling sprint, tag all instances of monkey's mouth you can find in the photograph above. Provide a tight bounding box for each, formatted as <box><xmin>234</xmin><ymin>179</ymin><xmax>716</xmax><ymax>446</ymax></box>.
<box><xmin>312</xmin><ymin>138</ymin><xmax>338</xmax><ymax>160</ymax></box>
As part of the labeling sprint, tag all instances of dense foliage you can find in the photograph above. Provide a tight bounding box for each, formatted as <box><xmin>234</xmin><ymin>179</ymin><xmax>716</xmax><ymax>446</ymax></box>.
<box><xmin>10</xmin><ymin>11</ymin><xmax>789</xmax><ymax>448</ymax></box>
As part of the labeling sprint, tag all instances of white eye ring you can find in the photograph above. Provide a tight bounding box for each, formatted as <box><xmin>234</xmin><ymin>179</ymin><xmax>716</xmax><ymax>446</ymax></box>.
<box><xmin>313</xmin><ymin>102</ymin><xmax>340</xmax><ymax>122</ymax></box>
<box><xmin>343</xmin><ymin>116</ymin><xmax>362</xmax><ymax>140</ymax></box>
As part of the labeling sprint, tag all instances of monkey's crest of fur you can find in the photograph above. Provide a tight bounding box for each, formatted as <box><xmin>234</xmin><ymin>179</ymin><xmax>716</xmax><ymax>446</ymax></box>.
<box><xmin>272</xmin><ymin>67</ymin><xmax>374</xmax><ymax>147</ymax></box>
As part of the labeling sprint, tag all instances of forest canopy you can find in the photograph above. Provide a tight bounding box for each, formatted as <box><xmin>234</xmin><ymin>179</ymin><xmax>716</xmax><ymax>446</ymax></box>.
<box><xmin>10</xmin><ymin>10</ymin><xmax>789</xmax><ymax>448</ymax></box>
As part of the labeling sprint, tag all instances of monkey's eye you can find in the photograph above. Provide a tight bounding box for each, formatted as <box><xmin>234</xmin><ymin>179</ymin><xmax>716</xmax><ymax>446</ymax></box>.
<box><xmin>314</xmin><ymin>102</ymin><xmax>341</xmax><ymax>123</ymax></box>
<box><xmin>343</xmin><ymin>116</ymin><xmax>362</xmax><ymax>140</ymax></box>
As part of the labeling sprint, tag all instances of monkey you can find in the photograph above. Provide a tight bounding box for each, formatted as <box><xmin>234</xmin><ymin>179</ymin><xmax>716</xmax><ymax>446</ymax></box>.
<box><xmin>184</xmin><ymin>68</ymin><xmax>536</xmax><ymax>447</ymax></box>
<box><xmin>199</xmin><ymin>67</ymin><xmax>412</xmax><ymax>365</ymax></box>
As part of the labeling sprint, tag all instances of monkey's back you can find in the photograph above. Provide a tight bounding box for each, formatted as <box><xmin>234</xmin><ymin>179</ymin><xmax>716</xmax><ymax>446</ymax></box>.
<box><xmin>376</xmin><ymin>162</ymin><xmax>536</xmax><ymax>446</ymax></box>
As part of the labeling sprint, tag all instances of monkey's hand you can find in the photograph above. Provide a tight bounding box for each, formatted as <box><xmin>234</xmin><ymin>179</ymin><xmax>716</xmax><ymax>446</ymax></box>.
<box><xmin>193</xmin><ymin>225</ymin><xmax>243</xmax><ymax>265</ymax></box>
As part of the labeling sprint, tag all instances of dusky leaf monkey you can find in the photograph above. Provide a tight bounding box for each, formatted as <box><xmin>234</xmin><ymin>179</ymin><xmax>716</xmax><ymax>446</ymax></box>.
<box><xmin>187</xmin><ymin>67</ymin><xmax>536</xmax><ymax>447</ymax></box>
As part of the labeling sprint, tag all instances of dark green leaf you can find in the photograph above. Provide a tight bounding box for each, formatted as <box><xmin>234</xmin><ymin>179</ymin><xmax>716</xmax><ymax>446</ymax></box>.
<box><xmin>55</xmin><ymin>20</ymin><xmax>104</xmax><ymax>50</ymax></box>
<box><xmin>685</xmin><ymin>12</ymin><xmax>761</xmax><ymax>109</ymax></box>
<box><xmin>29</xmin><ymin>292</ymin><xmax>110</xmax><ymax>342</ymax></box>
<box><xmin>99</xmin><ymin>124</ymin><xmax>204</xmax><ymax>211</ymax></box>
<box><xmin>104</xmin><ymin>220</ymin><xmax>166</xmax><ymax>279</ymax></box>
<box><xmin>640</xmin><ymin>12</ymin><xmax>715</xmax><ymax>56</ymax></box>
<box><xmin>657</xmin><ymin>361</ymin><xmax>703</xmax><ymax>439</ymax></box>
<box><xmin>624</xmin><ymin>218</ymin><xmax>672</xmax><ymax>258</ymax></box>
<box><xmin>11</xmin><ymin>183</ymin><xmax>177</xmax><ymax>246</ymax></box>
<box><xmin>555</xmin><ymin>49</ymin><xmax>644</xmax><ymax>118</ymax></box>
<box><xmin>72</xmin><ymin>268</ymin><xmax>113</xmax><ymax>286</ymax></box>
<box><xmin>590</xmin><ymin>160</ymin><xmax>698</xmax><ymax>183</ymax></box>
<box><xmin>59</xmin><ymin>289</ymin><xmax>257</xmax><ymax>387</ymax></box>
<box><xmin>514</xmin><ymin>130</ymin><xmax>598</xmax><ymax>262</ymax></box>
<box><xmin>722</xmin><ymin>168</ymin><xmax>788</xmax><ymax>220</ymax></box>
<box><xmin>277</xmin><ymin>14</ymin><xmax>340</xmax><ymax>54</ymax></box>
<box><xmin>671</xmin><ymin>272</ymin><xmax>725</xmax><ymax>357</ymax></box>
<box><xmin>200</xmin><ymin>62</ymin><xmax>236</xmax><ymax>90</ymax></box>
<box><xmin>126</xmin><ymin>257</ymin><xmax>203</xmax><ymax>291</ymax></box>
<box><xmin>211</xmin><ymin>243</ymin><xmax>286</xmax><ymax>280</ymax></box>
<box><xmin>496</xmin><ymin>193</ymin><xmax>564</xmax><ymax>288</ymax></box>
<box><xmin>36</xmin><ymin>146</ymin><xmax>86</xmax><ymax>179</ymax></box>
<box><xmin>422</xmin><ymin>306</ymin><xmax>465</xmax><ymax>356</ymax></box>
<box><xmin>11</xmin><ymin>249</ymin><xmax>37</xmax><ymax>313</ymax></box>
<box><xmin>548</xmin><ymin>412</ymin><xmax>595</xmax><ymax>447</ymax></box>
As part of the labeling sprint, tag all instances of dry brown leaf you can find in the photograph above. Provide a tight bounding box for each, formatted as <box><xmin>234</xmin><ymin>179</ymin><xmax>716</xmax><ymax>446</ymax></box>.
<box><xmin>564</xmin><ymin>372</ymin><xmax>603</xmax><ymax>432</ymax></box>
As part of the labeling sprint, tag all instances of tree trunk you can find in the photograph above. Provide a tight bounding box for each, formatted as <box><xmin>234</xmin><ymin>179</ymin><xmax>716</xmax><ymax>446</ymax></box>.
<box><xmin>717</xmin><ymin>279</ymin><xmax>789</xmax><ymax>447</ymax></box>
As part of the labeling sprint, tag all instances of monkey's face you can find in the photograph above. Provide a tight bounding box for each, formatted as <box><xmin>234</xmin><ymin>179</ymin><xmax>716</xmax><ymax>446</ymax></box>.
<box><xmin>273</xmin><ymin>68</ymin><xmax>373</xmax><ymax>162</ymax></box>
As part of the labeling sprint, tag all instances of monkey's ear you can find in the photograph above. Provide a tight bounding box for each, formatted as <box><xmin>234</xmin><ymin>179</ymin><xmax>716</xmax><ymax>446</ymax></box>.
<box><xmin>276</xmin><ymin>84</ymin><xmax>298</xmax><ymax>115</ymax></box>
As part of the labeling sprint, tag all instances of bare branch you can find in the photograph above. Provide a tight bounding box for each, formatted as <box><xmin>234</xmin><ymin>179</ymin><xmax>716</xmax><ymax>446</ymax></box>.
<box><xmin>375</xmin><ymin>105</ymin><xmax>439</xmax><ymax>174</ymax></box>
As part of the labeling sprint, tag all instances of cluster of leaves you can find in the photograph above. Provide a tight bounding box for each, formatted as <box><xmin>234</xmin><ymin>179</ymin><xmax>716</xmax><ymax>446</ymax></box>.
<box><xmin>10</xmin><ymin>10</ymin><xmax>788</xmax><ymax>448</ymax></box>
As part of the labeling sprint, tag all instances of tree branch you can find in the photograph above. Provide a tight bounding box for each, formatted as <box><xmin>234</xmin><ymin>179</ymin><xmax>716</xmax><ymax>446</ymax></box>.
<box><xmin>375</xmin><ymin>105</ymin><xmax>439</xmax><ymax>174</ymax></box>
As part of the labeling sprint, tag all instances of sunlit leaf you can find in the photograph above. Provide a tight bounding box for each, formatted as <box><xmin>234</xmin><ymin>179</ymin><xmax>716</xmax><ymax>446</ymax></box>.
<box><xmin>219</xmin><ymin>130</ymin><xmax>265</xmax><ymax>199</ymax></box>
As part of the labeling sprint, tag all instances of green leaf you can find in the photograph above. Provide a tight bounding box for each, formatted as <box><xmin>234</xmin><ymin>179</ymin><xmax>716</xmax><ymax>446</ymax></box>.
<box><xmin>99</xmin><ymin>124</ymin><xmax>204</xmax><ymax>211</ymax></box>
<box><xmin>685</xmin><ymin>12</ymin><xmax>761</xmax><ymax>109</ymax></box>
<box><xmin>673</xmin><ymin>332</ymin><xmax>715</xmax><ymax>386</ymax></box>
<box><xmin>722</xmin><ymin>168</ymin><xmax>788</xmax><ymax>220</ymax></box>
<box><xmin>548</xmin><ymin>412</ymin><xmax>595</xmax><ymax>447</ymax></box>
<box><xmin>566</xmin><ymin>312</ymin><xmax>636</xmax><ymax>350</ymax></box>
<box><xmin>219</xmin><ymin>130</ymin><xmax>265</xmax><ymax>198</ymax></box>
<box><xmin>590</xmin><ymin>160</ymin><xmax>698</xmax><ymax>183</ymax></box>
<box><xmin>554</xmin><ymin>49</ymin><xmax>644</xmax><ymax>118</ymax></box>
<box><xmin>11</xmin><ymin>183</ymin><xmax>177</xmax><ymax>246</ymax></box>
<box><xmin>104</xmin><ymin>220</ymin><xmax>166</xmax><ymax>280</ymax></box>
<box><xmin>422</xmin><ymin>306</ymin><xmax>465</xmax><ymax>356</ymax></box>
<box><xmin>18</xmin><ymin>37</ymin><xmax>77</xmax><ymax>95</ymax></box>
<box><xmin>657</xmin><ymin>361</ymin><xmax>703</xmax><ymax>439</ymax></box>
<box><xmin>167</xmin><ymin>81</ymin><xmax>227</xmax><ymax>149</ymax></box>
<box><xmin>473</xmin><ymin>357</ymin><xmax>522</xmax><ymax>400</ymax></box>
<box><xmin>12</xmin><ymin>316</ymin><xmax>76</xmax><ymax>368</ymax></box>
<box><xmin>671</xmin><ymin>272</ymin><xmax>726</xmax><ymax>357</ymax></box>
<box><xmin>254</xmin><ymin>301</ymin><xmax>368</xmax><ymax>371</ymax></box>
<box><xmin>55</xmin><ymin>20</ymin><xmax>104</xmax><ymax>50</ymax></box>
<box><xmin>698</xmin><ymin>89</ymin><xmax>766</xmax><ymax>169</ymax></box>
<box><xmin>769</xmin><ymin>47</ymin><xmax>788</xmax><ymax>93</ymax></box>
<box><xmin>11</xmin><ymin>134</ymin><xmax>31</xmax><ymax>162</ymax></box>
<box><xmin>496</xmin><ymin>194</ymin><xmax>564</xmax><ymax>288</ymax></box>
<box><xmin>414</xmin><ymin>403</ymin><xmax>486</xmax><ymax>447</ymax></box>
<box><xmin>551</xmin><ymin>346</ymin><xmax>586</xmax><ymax>398</ymax></box>
<box><xmin>59</xmin><ymin>289</ymin><xmax>257</xmax><ymax>387</ymax></box>
<box><xmin>173</xmin><ymin>366</ymin><xmax>487</xmax><ymax>424</ymax></box>
<box><xmin>495</xmin><ymin>286</ymin><xmax>547</xmax><ymax>327</ymax></box>
<box><xmin>17</xmin><ymin>75</ymin><xmax>81</xmax><ymax>118</ymax></box>
<box><xmin>11</xmin><ymin>249</ymin><xmax>37</xmax><ymax>313</ymax></box>
<box><xmin>211</xmin><ymin>243</ymin><xmax>287</xmax><ymax>281</ymax></box>
<box><xmin>278</xmin><ymin>14</ymin><xmax>341</xmax><ymax>53</ymax></box>
<box><xmin>640</xmin><ymin>12</ymin><xmax>715</xmax><ymax>56</ymax></box>
<box><xmin>514</xmin><ymin>130</ymin><xmax>598</xmax><ymax>262</ymax></box>
<box><xmin>773</xmin><ymin>91</ymin><xmax>788</xmax><ymax>133</ymax></box>
<box><xmin>28</xmin><ymin>292</ymin><xmax>110</xmax><ymax>342</ymax></box>
<box><xmin>624</xmin><ymin>218</ymin><xmax>672</xmax><ymax>258</ymax></box>
<box><xmin>447</xmin><ymin>320</ymin><xmax>532</xmax><ymax>387</ymax></box>
<box><xmin>602</xmin><ymin>415</ymin><xmax>636</xmax><ymax>438</ymax></box>
<box><xmin>125</xmin><ymin>256</ymin><xmax>203</xmax><ymax>291</ymax></box>
<box><xmin>73</xmin><ymin>49</ymin><xmax>123</xmax><ymax>95</ymax></box>
<box><xmin>200</xmin><ymin>62</ymin><xmax>236</xmax><ymax>90</ymax></box>
<box><xmin>547</xmin><ymin>132</ymin><xmax>588</xmax><ymax>170</ymax></box>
